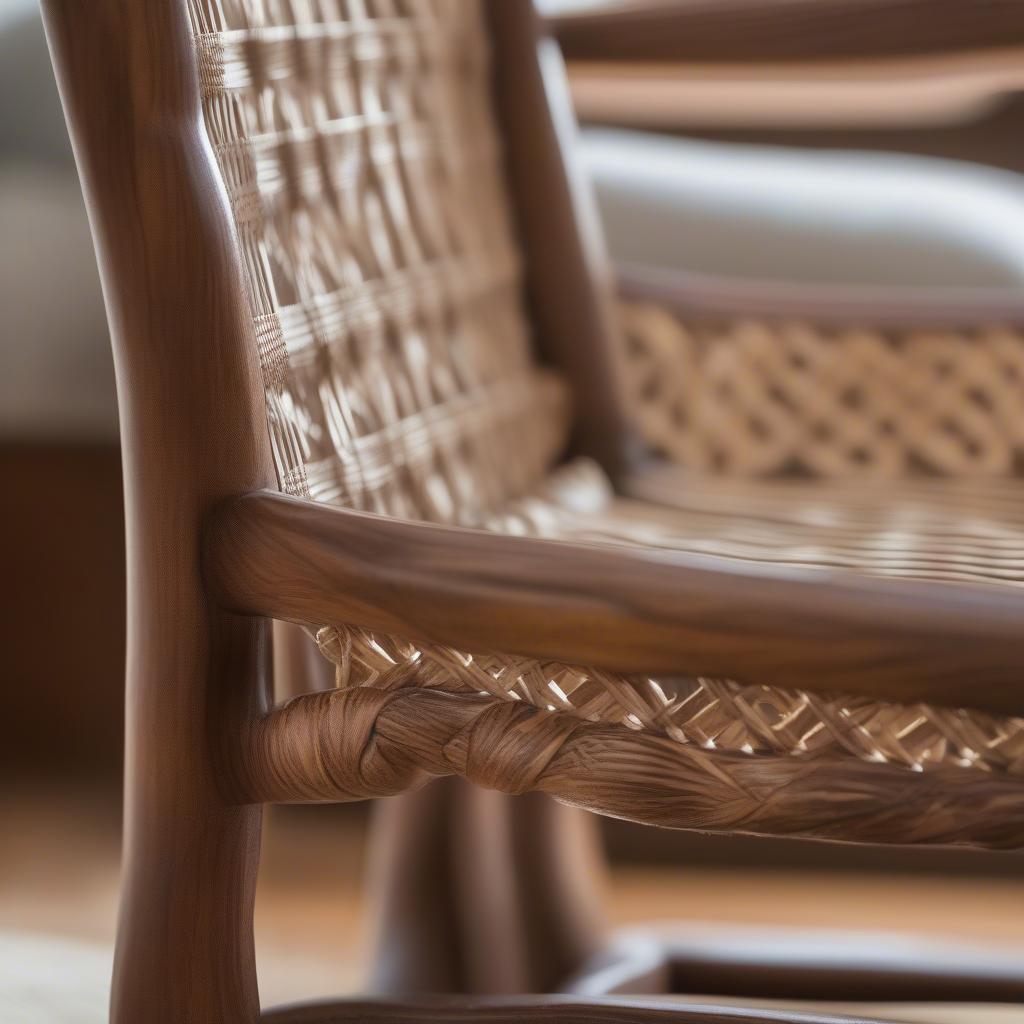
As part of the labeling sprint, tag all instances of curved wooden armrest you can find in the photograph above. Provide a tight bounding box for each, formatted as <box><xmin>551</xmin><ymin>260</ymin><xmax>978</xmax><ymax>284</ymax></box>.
<box><xmin>549</xmin><ymin>1</ymin><xmax>1024</xmax><ymax>65</ymax></box>
<box><xmin>205</xmin><ymin>490</ymin><xmax>1024</xmax><ymax>715</ymax></box>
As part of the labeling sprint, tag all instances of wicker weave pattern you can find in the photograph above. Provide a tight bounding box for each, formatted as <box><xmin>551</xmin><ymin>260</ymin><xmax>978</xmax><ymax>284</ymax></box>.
<box><xmin>497</xmin><ymin>460</ymin><xmax>1024</xmax><ymax>590</ymax></box>
<box><xmin>188</xmin><ymin>0</ymin><xmax>567</xmax><ymax>521</ymax></box>
<box><xmin>620</xmin><ymin>301</ymin><xmax>1024</xmax><ymax>478</ymax></box>
<box><xmin>316</xmin><ymin>623</ymin><xmax>1024</xmax><ymax>776</ymax></box>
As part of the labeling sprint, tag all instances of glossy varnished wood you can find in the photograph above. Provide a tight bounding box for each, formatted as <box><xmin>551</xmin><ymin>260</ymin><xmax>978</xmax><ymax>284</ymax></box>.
<box><xmin>41</xmin><ymin>1</ymin><xmax>275</xmax><ymax>1021</ymax></box>
<box><xmin>207</xmin><ymin>489</ymin><xmax>1024</xmax><ymax>717</ymax></box>
<box><xmin>489</xmin><ymin>1</ymin><xmax>631</xmax><ymax>479</ymax></box>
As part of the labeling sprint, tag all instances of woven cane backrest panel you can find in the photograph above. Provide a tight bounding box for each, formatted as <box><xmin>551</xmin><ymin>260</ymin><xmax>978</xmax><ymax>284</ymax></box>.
<box><xmin>188</xmin><ymin>0</ymin><xmax>568</xmax><ymax>522</ymax></box>
<box><xmin>620</xmin><ymin>301</ymin><xmax>1024</xmax><ymax>479</ymax></box>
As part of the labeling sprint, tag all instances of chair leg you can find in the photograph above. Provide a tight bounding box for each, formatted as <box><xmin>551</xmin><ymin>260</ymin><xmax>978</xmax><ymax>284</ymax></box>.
<box><xmin>366</xmin><ymin>778</ymin><xmax>607</xmax><ymax>996</ymax></box>
<box><xmin>110</xmin><ymin>612</ymin><xmax>267</xmax><ymax>1024</ymax></box>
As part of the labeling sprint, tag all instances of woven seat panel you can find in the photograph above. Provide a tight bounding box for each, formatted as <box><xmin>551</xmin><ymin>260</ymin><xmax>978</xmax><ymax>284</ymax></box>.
<box><xmin>318</xmin><ymin>459</ymin><xmax>1024</xmax><ymax>778</ymax></box>
<box><xmin>539</xmin><ymin>461</ymin><xmax>1024</xmax><ymax>591</ymax></box>
<box><xmin>620</xmin><ymin>301</ymin><xmax>1024</xmax><ymax>479</ymax></box>
<box><xmin>188</xmin><ymin>0</ymin><xmax>568</xmax><ymax>523</ymax></box>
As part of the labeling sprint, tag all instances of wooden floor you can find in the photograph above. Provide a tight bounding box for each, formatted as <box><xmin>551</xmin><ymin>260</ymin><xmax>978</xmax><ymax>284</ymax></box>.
<box><xmin>4</xmin><ymin>786</ymin><xmax>1024</xmax><ymax>1022</ymax></box>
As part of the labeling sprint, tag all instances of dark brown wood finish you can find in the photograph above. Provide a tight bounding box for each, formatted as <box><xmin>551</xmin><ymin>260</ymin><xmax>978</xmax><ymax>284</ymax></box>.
<box><xmin>41</xmin><ymin>1</ymin><xmax>275</xmax><ymax>1021</ymax></box>
<box><xmin>206</xmin><ymin>489</ymin><xmax>1024</xmax><ymax>717</ymax></box>
<box><xmin>550</xmin><ymin>0</ymin><xmax>1024</xmax><ymax>64</ymax></box>
<box><xmin>489</xmin><ymin>1</ymin><xmax>632</xmax><ymax>480</ymax></box>
<box><xmin>367</xmin><ymin>782</ymin><xmax>607</xmax><ymax>995</ymax></box>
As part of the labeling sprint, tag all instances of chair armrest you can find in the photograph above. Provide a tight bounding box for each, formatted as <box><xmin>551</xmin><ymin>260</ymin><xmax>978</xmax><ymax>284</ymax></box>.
<box><xmin>205</xmin><ymin>489</ymin><xmax>1024</xmax><ymax>715</ymax></box>
<box><xmin>548</xmin><ymin>1</ymin><xmax>1024</xmax><ymax>65</ymax></box>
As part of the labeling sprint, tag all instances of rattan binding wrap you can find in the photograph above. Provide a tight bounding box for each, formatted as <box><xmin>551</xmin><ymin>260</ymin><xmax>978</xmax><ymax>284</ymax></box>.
<box><xmin>251</xmin><ymin>676</ymin><xmax>1024</xmax><ymax>848</ymax></box>
<box><xmin>190</xmin><ymin>0</ymin><xmax>1024</xmax><ymax>845</ymax></box>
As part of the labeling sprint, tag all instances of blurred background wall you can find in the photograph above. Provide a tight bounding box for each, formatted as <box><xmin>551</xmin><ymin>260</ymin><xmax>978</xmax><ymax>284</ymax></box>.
<box><xmin>1</xmin><ymin>0</ymin><xmax>122</xmax><ymax>784</ymax></box>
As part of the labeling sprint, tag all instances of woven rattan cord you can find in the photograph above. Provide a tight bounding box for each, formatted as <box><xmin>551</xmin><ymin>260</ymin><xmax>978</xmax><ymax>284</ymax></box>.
<box><xmin>189</xmin><ymin>0</ymin><xmax>568</xmax><ymax>522</ymax></box>
<box><xmin>316</xmin><ymin>617</ymin><xmax>1024</xmax><ymax>780</ymax></box>
<box><xmin>619</xmin><ymin>300</ymin><xmax>1024</xmax><ymax>478</ymax></box>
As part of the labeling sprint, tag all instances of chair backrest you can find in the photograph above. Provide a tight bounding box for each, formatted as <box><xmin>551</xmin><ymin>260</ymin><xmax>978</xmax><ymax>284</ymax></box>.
<box><xmin>184</xmin><ymin>0</ymin><xmax>625</xmax><ymax>525</ymax></box>
<box><xmin>187</xmin><ymin>1</ymin><xmax>553</xmax><ymax>522</ymax></box>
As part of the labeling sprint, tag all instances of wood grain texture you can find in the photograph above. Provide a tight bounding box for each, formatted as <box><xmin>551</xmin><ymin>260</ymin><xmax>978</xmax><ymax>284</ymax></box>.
<box><xmin>207</xmin><ymin>489</ymin><xmax>1024</xmax><ymax>717</ymax></box>
<box><xmin>550</xmin><ymin>0</ymin><xmax>1024</xmax><ymax>65</ymax></box>
<box><xmin>238</xmin><ymin>685</ymin><xmax>1024</xmax><ymax>849</ymax></box>
<box><xmin>41</xmin><ymin>0</ymin><xmax>1024</xmax><ymax>1014</ymax></box>
<box><xmin>41</xmin><ymin>0</ymin><xmax>275</xmax><ymax>1021</ymax></box>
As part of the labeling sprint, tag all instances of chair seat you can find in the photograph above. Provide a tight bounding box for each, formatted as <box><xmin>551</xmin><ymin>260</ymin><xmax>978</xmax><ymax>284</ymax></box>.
<box><xmin>499</xmin><ymin>458</ymin><xmax>1024</xmax><ymax>592</ymax></box>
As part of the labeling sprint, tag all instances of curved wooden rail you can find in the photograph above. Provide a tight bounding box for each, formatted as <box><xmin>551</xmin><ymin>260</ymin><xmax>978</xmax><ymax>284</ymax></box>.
<box><xmin>206</xmin><ymin>489</ymin><xmax>1024</xmax><ymax>716</ymax></box>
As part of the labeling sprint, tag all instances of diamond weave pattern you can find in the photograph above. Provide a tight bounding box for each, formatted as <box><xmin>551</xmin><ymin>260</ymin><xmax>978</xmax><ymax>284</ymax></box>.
<box><xmin>620</xmin><ymin>301</ymin><xmax>1024</xmax><ymax>478</ymax></box>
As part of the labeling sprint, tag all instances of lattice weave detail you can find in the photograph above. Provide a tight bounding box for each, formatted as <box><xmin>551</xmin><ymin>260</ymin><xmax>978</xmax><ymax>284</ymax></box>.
<box><xmin>620</xmin><ymin>301</ymin><xmax>1024</xmax><ymax>478</ymax></box>
<box><xmin>317</xmin><ymin>622</ymin><xmax>1024</xmax><ymax>778</ymax></box>
<box><xmin>189</xmin><ymin>0</ymin><xmax>567</xmax><ymax>523</ymax></box>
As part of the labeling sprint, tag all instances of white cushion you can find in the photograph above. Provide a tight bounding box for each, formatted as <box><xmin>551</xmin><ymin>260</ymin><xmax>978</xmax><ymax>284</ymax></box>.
<box><xmin>580</xmin><ymin>128</ymin><xmax>1024</xmax><ymax>288</ymax></box>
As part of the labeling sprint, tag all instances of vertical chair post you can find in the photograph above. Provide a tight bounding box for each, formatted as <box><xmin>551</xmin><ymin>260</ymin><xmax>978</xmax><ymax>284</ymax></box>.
<box><xmin>41</xmin><ymin>1</ymin><xmax>277</xmax><ymax>1020</ymax></box>
<box><xmin>489</xmin><ymin>0</ymin><xmax>634</xmax><ymax>482</ymax></box>
<box><xmin>367</xmin><ymin>780</ymin><xmax>608</xmax><ymax>996</ymax></box>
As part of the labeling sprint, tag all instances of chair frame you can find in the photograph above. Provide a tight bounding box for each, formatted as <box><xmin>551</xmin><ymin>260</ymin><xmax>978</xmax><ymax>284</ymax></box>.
<box><xmin>42</xmin><ymin>0</ymin><xmax>1024</xmax><ymax>1020</ymax></box>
